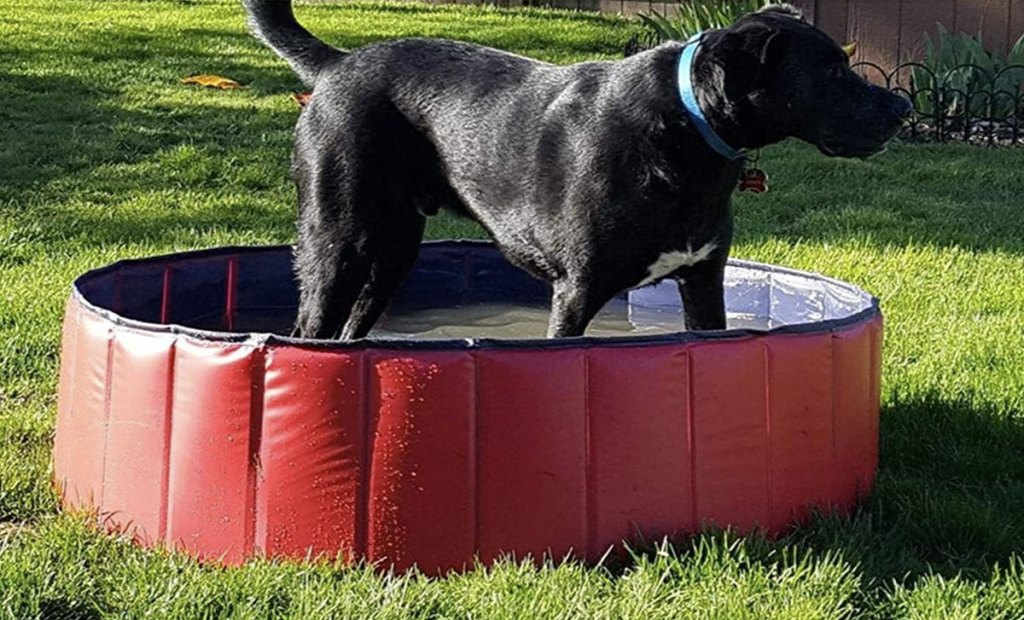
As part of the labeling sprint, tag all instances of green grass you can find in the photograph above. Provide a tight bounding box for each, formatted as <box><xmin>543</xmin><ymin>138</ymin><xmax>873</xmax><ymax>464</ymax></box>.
<box><xmin>2</xmin><ymin>0</ymin><xmax>1024</xmax><ymax>617</ymax></box>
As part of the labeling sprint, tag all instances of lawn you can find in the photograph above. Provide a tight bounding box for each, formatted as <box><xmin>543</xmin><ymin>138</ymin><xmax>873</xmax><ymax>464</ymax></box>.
<box><xmin>2</xmin><ymin>0</ymin><xmax>1024</xmax><ymax>617</ymax></box>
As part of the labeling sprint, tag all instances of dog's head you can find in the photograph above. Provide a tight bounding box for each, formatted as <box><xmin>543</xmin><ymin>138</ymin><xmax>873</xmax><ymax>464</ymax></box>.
<box><xmin>699</xmin><ymin>4</ymin><xmax>911</xmax><ymax>157</ymax></box>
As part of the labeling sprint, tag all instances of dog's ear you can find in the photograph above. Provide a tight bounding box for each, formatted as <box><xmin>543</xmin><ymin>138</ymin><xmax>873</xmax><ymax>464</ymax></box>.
<box><xmin>757</xmin><ymin>3</ymin><xmax>805</xmax><ymax>21</ymax></box>
<box><xmin>715</xmin><ymin>21</ymin><xmax>786</xmax><ymax>101</ymax></box>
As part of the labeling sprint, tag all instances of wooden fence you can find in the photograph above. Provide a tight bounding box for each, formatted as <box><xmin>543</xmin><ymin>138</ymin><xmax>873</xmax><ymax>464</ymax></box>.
<box><xmin>419</xmin><ymin>0</ymin><xmax>1024</xmax><ymax>70</ymax></box>
<box><xmin>792</xmin><ymin>0</ymin><xmax>1024</xmax><ymax>73</ymax></box>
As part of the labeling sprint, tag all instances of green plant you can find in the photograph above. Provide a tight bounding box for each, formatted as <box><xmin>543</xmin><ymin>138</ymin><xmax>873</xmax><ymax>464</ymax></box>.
<box><xmin>639</xmin><ymin>0</ymin><xmax>774</xmax><ymax>43</ymax></box>
<box><xmin>911</xmin><ymin>23</ymin><xmax>1024</xmax><ymax>119</ymax></box>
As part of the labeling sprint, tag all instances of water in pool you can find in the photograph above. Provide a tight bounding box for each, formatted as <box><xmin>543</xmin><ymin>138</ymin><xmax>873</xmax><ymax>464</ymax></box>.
<box><xmin>368</xmin><ymin>299</ymin><xmax>775</xmax><ymax>339</ymax></box>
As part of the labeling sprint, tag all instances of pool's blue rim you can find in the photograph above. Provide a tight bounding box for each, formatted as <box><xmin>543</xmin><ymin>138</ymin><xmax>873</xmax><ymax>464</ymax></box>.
<box><xmin>70</xmin><ymin>240</ymin><xmax>882</xmax><ymax>351</ymax></box>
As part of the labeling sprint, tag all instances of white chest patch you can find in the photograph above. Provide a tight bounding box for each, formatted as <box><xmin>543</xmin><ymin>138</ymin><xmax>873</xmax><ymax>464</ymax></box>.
<box><xmin>639</xmin><ymin>242</ymin><xmax>718</xmax><ymax>286</ymax></box>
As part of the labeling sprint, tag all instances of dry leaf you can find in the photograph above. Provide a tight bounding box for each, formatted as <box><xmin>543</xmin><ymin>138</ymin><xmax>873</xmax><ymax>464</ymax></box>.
<box><xmin>181</xmin><ymin>74</ymin><xmax>242</xmax><ymax>90</ymax></box>
<box><xmin>293</xmin><ymin>91</ymin><xmax>312</xmax><ymax>106</ymax></box>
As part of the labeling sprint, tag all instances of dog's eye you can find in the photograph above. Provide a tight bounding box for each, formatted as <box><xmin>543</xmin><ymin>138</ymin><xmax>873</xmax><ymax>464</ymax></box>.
<box><xmin>827</xmin><ymin>65</ymin><xmax>845</xmax><ymax>79</ymax></box>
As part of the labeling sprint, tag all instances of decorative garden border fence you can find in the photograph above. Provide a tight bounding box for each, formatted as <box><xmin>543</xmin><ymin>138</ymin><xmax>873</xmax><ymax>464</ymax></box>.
<box><xmin>852</xmin><ymin>61</ymin><xmax>1024</xmax><ymax>146</ymax></box>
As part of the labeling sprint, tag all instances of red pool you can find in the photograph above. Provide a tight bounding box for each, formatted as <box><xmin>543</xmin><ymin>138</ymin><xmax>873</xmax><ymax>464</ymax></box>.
<box><xmin>54</xmin><ymin>241</ymin><xmax>881</xmax><ymax>574</ymax></box>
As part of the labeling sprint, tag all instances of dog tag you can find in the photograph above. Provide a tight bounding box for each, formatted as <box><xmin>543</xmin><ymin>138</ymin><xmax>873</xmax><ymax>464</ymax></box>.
<box><xmin>739</xmin><ymin>168</ymin><xmax>769</xmax><ymax>193</ymax></box>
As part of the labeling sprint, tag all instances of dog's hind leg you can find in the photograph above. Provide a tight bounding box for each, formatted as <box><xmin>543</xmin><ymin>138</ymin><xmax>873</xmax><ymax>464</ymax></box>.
<box><xmin>292</xmin><ymin>122</ymin><xmax>431</xmax><ymax>339</ymax></box>
<box><xmin>292</xmin><ymin>92</ymin><xmax>448</xmax><ymax>340</ymax></box>
<box><xmin>338</xmin><ymin>215</ymin><xmax>425</xmax><ymax>340</ymax></box>
<box><xmin>291</xmin><ymin>130</ymin><xmax>377</xmax><ymax>339</ymax></box>
<box><xmin>547</xmin><ymin>277</ymin><xmax>612</xmax><ymax>338</ymax></box>
<box><xmin>293</xmin><ymin>175</ymin><xmax>425</xmax><ymax>340</ymax></box>
<box><xmin>292</xmin><ymin>176</ymin><xmax>367</xmax><ymax>340</ymax></box>
<box><xmin>293</xmin><ymin>201</ymin><xmax>424</xmax><ymax>340</ymax></box>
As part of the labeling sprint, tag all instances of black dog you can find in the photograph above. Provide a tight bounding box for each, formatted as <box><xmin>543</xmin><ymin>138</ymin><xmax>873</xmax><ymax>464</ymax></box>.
<box><xmin>244</xmin><ymin>1</ymin><xmax>910</xmax><ymax>339</ymax></box>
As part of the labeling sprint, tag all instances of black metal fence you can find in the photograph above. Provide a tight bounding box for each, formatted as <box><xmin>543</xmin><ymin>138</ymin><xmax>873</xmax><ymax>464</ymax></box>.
<box><xmin>625</xmin><ymin>37</ymin><xmax>1024</xmax><ymax>146</ymax></box>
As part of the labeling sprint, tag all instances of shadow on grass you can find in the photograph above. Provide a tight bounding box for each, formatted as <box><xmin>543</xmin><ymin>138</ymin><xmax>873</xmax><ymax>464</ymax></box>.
<box><xmin>300</xmin><ymin>1</ymin><xmax>636</xmax><ymax>58</ymax></box>
<box><xmin>37</xmin><ymin>598</ymin><xmax>100</xmax><ymax>620</ymax></box>
<box><xmin>0</xmin><ymin>70</ymin><xmax>294</xmax><ymax>183</ymax></box>
<box><xmin>1</xmin><ymin>54</ymin><xmax>481</xmax><ymax>252</ymax></box>
<box><xmin>733</xmin><ymin>141</ymin><xmax>1024</xmax><ymax>254</ymax></box>
<box><xmin>825</xmin><ymin>393</ymin><xmax>1024</xmax><ymax>581</ymax></box>
<box><xmin>612</xmin><ymin>392</ymin><xmax>1024</xmax><ymax>587</ymax></box>
<box><xmin>0</xmin><ymin>67</ymin><xmax>300</xmax><ymax>248</ymax></box>
<box><xmin>0</xmin><ymin>71</ymin><xmax>120</xmax><ymax>194</ymax></box>
<box><xmin>75</xmin><ymin>27</ymin><xmax>303</xmax><ymax>93</ymax></box>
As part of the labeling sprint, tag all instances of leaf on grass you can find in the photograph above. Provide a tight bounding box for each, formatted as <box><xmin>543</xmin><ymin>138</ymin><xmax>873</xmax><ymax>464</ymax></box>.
<box><xmin>181</xmin><ymin>74</ymin><xmax>242</xmax><ymax>90</ymax></box>
<box><xmin>293</xmin><ymin>91</ymin><xmax>312</xmax><ymax>106</ymax></box>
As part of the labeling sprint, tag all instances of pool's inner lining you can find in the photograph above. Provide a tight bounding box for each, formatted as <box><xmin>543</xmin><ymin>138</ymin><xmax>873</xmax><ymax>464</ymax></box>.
<box><xmin>75</xmin><ymin>244</ymin><xmax>873</xmax><ymax>339</ymax></box>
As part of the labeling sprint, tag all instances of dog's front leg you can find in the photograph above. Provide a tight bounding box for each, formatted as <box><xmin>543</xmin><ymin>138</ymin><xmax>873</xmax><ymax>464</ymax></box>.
<box><xmin>676</xmin><ymin>258</ymin><xmax>727</xmax><ymax>331</ymax></box>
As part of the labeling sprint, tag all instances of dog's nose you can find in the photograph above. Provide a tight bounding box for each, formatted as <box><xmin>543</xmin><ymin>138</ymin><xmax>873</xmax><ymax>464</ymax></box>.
<box><xmin>894</xmin><ymin>94</ymin><xmax>913</xmax><ymax>120</ymax></box>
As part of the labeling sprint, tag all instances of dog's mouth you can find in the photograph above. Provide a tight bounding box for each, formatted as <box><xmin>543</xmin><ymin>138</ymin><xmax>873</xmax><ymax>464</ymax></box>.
<box><xmin>818</xmin><ymin>118</ymin><xmax>905</xmax><ymax>159</ymax></box>
<box><xmin>818</xmin><ymin>137</ymin><xmax>890</xmax><ymax>159</ymax></box>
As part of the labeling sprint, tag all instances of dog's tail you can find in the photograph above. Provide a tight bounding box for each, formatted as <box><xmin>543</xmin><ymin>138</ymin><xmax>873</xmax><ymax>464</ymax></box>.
<box><xmin>243</xmin><ymin>0</ymin><xmax>346</xmax><ymax>88</ymax></box>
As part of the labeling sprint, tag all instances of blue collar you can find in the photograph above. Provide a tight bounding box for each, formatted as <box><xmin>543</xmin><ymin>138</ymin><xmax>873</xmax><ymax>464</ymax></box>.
<box><xmin>677</xmin><ymin>33</ymin><xmax>745</xmax><ymax>161</ymax></box>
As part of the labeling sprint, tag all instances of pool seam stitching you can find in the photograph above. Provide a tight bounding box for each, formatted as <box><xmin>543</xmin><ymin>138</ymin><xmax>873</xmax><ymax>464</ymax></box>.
<box><xmin>763</xmin><ymin>342</ymin><xmax>773</xmax><ymax>533</ymax></box>
<box><xmin>686</xmin><ymin>349</ymin><xmax>698</xmax><ymax>531</ymax></box>
<box><xmin>471</xmin><ymin>350</ymin><xmax>480</xmax><ymax>568</ymax></box>
<box><xmin>159</xmin><ymin>339</ymin><xmax>177</xmax><ymax>545</ymax></box>
<box><xmin>98</xmin><ymin>325</ymin><xmax>115</xmax><ymax>522</ymax></box>
<box><xmin>246</xmin><ymin>346</ymin><xmax>266</xmax><ymax>558</ymax></box>
<box><xmin>583</xmin><ymin>350</ymin><xmax>593</xmax><ymax>562</ymax></box>
<box><xmin>358</xmin><ymin>350</ymin><xmax>371</xmax><ymax>563</ymax></box>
